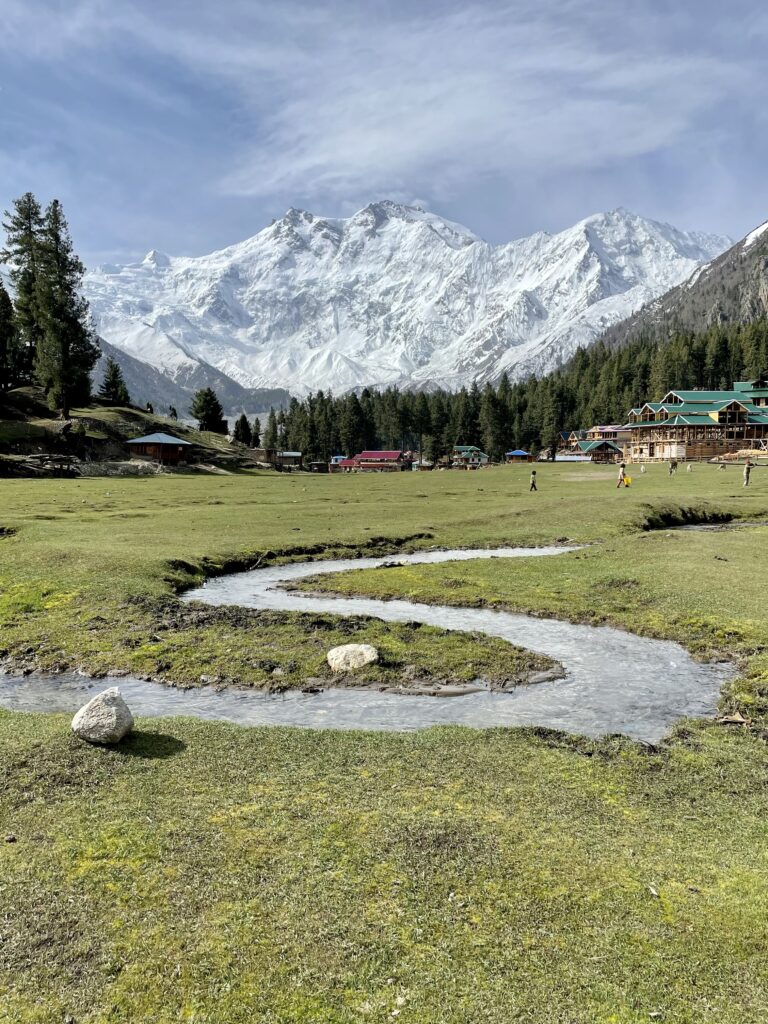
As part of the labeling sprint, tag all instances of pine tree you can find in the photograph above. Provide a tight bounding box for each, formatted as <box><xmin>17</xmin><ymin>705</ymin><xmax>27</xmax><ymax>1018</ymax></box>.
<box><xmin>479</xmin><ymin>383</ymin><xmax>504</xmax><ymax>459</ymax></box>
<box><xmin>233</xmin><ymin>412</ymin><xmax>252</xmax><ymax>445</ymax></box>
<box><xmin>1</xmin><ymin>192</ymin><xmax>44</xmax><ymax>384</ymax></box>
<box><xmin>0</xmin><ymin>281</ymin><xmax>17</xmax><ymax>392</ymax></box>
<box><xmin>339</xmin><ymin>393</ymin><xmax>366</xmax><ymax>456</ymax></box>
<box><xmin>98</xmin><ymin>356</ymin><xmax>130</xmax><ymax>405</ymax></box>
<box><xmin>251</xmin><ymin>416</ymin><xmax>261</xmax><ymax>447</ymax></box>
<box><xmin>168</xmin><ymin>406</ymin><xmax>178</xmax><ymax>421</ymax></box>
<box><xmin>413</xmin><ymin>391</ymin><xmax>431</xmax><ymax>464</ymax></box>
<box><xmin>33</xmin><ymin>200</ymin><xmax>100</xmax><ymax>415</ymax></box>
<box><xmin>263</xmin><ymin>408</ymin><xmax>278</xmax><ymax>448</ymax></box>
<box><xmin>190</xmin><ymin>387</ymin><xmax>227</xmax><ymax>433</ymax></box>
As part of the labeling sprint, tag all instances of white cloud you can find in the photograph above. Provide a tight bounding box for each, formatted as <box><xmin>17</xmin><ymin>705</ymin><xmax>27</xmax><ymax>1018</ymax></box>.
<box><xmin>202</xmin><ymin>3</ymin><xmax>753</xmax><ymax>203</ymax></box>
<box><xmin>1</xmin><ymin>0</ymin><xmax>764</xmax><ymax>244</ymax></box>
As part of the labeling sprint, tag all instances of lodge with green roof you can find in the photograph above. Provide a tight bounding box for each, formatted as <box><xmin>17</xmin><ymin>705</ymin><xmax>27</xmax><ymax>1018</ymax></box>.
<box><xmin>625</xmin><ymin>375</ymin><xmax>768</xmax><ymax>462</ymax></box>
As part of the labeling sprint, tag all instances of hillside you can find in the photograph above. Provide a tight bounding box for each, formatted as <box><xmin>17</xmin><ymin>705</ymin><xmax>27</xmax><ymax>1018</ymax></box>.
<box><xmin>83</xmin><ymin>203</ymin><xmax>729</xmax><ymax>395</ymax></box>
<box><xmin>0</xmin><ymin>387</ymin><xmax>261</xmax><ymax>474</ymax></box>
<box><xmin>601</xmin><ymin>220</ymin><xmax>768</xmax><ymax>348</ymax></box>
<box><xmin>91</xmin><ymin>339</ymin><xmax>290</xmax><ymax>419</ymax></box>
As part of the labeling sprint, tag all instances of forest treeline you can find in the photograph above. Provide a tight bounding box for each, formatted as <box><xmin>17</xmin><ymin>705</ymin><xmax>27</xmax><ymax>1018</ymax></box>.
<box><xmin>252</xmin><ymin>319</ymin><xmax>768</xmax><ymax>461</ymax></box>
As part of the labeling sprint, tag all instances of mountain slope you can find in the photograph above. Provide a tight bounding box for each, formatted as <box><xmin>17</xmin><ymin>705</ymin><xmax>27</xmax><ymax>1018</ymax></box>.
<box><xmin>84</xmin><ymin>202</ymin><xmax>731</xmax><ymax>395</ymax></box>
<box><xmin>92</xmin><ymin>338</ymin><xmax>290</xmax><ymax>418</ymax></box>
<box><xmin>600</xmin><ymin>220</ymin><xmax>768</xmax><ymax>348</ymax></box>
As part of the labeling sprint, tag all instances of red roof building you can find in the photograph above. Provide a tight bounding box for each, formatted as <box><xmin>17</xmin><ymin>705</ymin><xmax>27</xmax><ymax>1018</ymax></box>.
<box><xmin>330</xmin><ymin>450</ymin><xmax>413</xmax><ymax>472</ymax></box>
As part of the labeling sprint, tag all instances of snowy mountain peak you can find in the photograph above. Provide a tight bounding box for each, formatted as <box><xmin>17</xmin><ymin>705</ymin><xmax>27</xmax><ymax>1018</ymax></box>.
<box><xmin>84</xmin><ymin>204</ymin><xmax>731</xmax><ymax>397</ymax></box>
<box><xmin>141</xmin><ymin>249</ymin><xmax>170</xmax><ymax>268</ymax></box>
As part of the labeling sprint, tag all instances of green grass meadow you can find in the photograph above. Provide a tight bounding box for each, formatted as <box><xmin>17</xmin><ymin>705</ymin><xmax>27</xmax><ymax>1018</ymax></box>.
<box><xmin>2</xmin><ymin>462</ymin><xmax>768</xmax><ymax>1021</ymax></box>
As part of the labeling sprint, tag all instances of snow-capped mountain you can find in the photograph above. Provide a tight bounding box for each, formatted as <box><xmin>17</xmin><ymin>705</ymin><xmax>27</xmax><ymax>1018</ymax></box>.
<box><xmin>601</xmin><ymin>216</ymin><xmax>768</xmax><ymax>348</ymax></box>
<box><xmin>84</xmin><ymin>202</ymin><xmax>731</xmax><ymax>396</ymax></box>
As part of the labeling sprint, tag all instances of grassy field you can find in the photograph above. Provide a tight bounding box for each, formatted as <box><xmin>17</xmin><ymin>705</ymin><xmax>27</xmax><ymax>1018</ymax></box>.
<box><xmin>2</xmin><ymin>463</ymin><xmax>768</xmax><ymax>1021</ymax></box>
<box><xmin>1</xmin><ymin>462</ymin><xmax>766</xmax><ymax>698</ymax></box>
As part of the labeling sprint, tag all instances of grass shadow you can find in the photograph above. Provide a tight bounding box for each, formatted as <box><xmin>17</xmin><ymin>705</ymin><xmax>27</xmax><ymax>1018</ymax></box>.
<box><xmin>114</xmin><ymin>730</ymin><xmax>187</xmax><ymax>759</ymax></box>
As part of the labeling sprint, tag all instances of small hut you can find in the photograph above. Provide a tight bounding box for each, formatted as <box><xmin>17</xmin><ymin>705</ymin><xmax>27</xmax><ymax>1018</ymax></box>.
<box><xmin>576</xmin><ymin>439</ymin><xmax>624</xmax><ymax>463</ymax></box>
<box><xmin>506</xmin><ymin>449</ymin><xmax>533</xmax><ymax>463</ymax></box>
<box><xmin>126</xmin><ymin>432</ymin><xmax>193</xmax><ymax>465</ymax></box>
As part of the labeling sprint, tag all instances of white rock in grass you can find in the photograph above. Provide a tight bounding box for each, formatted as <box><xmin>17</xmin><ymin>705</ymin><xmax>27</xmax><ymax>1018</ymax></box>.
<box><xmin>71</xmin><ymin>687</ymin><xmax>134</xmax><ymax>744</ymax></box>
<box><xmin>327</xmin><ymin>644</ymin><xmax>379</xmax><ymax>673</ymax></box>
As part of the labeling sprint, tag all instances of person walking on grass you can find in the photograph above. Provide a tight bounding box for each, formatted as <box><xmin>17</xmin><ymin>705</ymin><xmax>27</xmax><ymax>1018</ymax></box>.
<box><xmin>616</xmin><ymin>462</ymin><xmax>628</xmax><ymax>488</ymax></box>
<box><xmin>530</xmin><ymin>469</ymin><xmax>538</xmax><ymax>492</ymax></box>
<box><xmin>744</xmin><ymin>460</ymin><xmax>753</xmax><ymax>487</ymax></box>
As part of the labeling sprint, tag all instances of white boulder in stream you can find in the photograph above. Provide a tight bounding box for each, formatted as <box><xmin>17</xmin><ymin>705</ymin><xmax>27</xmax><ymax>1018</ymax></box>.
<box><xmin>327</xmin><ymin>644</ymin><xmax>379</xmax><ymax>673</ymax></box>
<box><xmin>71</xmin><ymin>687</ymin><xmax>134</xmax><ymax>744</ymax></box>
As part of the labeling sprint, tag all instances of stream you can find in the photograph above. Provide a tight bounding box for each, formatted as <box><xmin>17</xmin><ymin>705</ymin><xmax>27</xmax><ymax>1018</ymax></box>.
<box><xmin>0</xmin><ymin>546</ymin><xmax>735</xmax><ymax>742</ymax></box>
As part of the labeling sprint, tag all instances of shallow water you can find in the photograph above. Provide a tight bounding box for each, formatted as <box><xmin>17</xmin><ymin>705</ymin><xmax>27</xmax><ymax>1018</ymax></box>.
<box><xmin>0</xmin><ymin>546</ymin><xmax>734</xmax><ymax>743</ymax></box>
<box><xmin>675</xmin><ymin>520</ymin><xmax>768</xmax><ymax>531</ymax></box>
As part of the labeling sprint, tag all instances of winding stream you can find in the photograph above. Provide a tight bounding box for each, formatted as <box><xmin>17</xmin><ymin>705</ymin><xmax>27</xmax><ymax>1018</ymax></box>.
<box><xmin>0</xmin><ymin>546</ymin><xmax>735</xmax><ymax>742</ymax></box>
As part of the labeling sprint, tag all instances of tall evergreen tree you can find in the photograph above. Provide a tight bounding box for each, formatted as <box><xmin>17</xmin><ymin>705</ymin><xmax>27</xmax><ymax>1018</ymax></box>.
<box><xmin>340</xmin><ymin>393</ymin><xmax>367</xmax><ymax>456</ymax></box>
<box><xmin>0</xmin><ymin>281</ymin><xmax>17</xmax><ymax>392</ymax></box>
<box><xmin>1</xmin><ymin>192</ymin><xmax>44</xmax><ymax>384</ymax></box>
<box><xmin>263</xmin><ymin>407</ymin><xmax>278</xmax><ymax>448</ymax></box>
<box><xmin>479</xmin><ymin>383</ymin><xmax>505</xmax><ymax>459</ymax></box>
<box><xmin>251</xmin><ymin>416</ymin><xmax>261</xmax><ymax>447</ymax></box>
<box><xmin>33</xmin><ymin>200</ymin><xmax>100</xmax><ymax>415</ymax></box>
<box><xmin>413</xmin><ymin>391</ymin><xmax>431</xmax><ymax>464</ymax></box>
<box><xmin>98</xmin><ymin>356</ymin><xmax>130</xmax><ymax>405</ymax></box>
<box><xmin>190</xmin><ymin>387</ymin><xmax>227</xmax><ymax>433</ymax></box>
<box><xmin>233</xmin><ymin>412</ymin><xmax>252</xmax><ymax>445</ymax></box>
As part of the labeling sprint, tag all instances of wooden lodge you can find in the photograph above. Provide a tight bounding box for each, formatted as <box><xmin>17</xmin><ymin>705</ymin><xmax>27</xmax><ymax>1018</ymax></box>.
<box><xmin>585</xmin><ymin>424</ymin><xmax>631</xmax><ymax>446</ymax></box>
<box><xmin>126</xmin><ymin>432</ymin><xmax>193</xmax><ymax>465</ymax></box>
<box><xmin>252</xmin><ymin>448</ymin><xmax>304</xmax><ymax>469</ymax></box>
<box><xmin>562</xmin><ymin>426</ymin><xmax>628</xmax><ymax>460</ymax></box>
<box><xmin>451</xmin><ymin>445</ymin><xmax>489</xmax><ymax>468</ymax></box>
<box><xmin>625</xmin><ymin>376</ymin><xmax>768</xmax><ymax>462</ymax></box>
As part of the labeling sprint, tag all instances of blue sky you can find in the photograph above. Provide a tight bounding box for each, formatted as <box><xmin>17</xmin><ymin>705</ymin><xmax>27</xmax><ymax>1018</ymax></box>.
<box><xmin>1</xmin><ymin>0</ymin><xmax>766</xmax><ymax>265</ymax></box>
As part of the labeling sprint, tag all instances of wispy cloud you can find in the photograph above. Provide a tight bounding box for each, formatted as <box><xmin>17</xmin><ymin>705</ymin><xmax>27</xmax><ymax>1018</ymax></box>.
<box><xmin>0</xmin><ymin>0</ymin><xmax>765</xmax><ymax>259</ymax></box>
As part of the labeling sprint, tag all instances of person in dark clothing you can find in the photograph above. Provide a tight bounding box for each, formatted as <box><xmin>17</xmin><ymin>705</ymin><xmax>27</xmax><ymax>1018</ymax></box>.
<box><xmin>530</xmin><ymin>470</ymin><xmax>538</xmax><ymax>492</ymax></box>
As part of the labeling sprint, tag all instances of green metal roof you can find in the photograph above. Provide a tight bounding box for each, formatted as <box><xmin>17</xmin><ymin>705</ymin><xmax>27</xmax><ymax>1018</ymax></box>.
<box><xmin>630</xmin><ymin>415</ymin><xmax>707</xmax><ymax>428</ymax></box>
<box><xmin>577</xmin><ymin>439</ymin><xmax>623</xmax><ymax>452</ymax></box>
<box><xmin>662</xmin><ymin>390</ymin><xmax>748</xmax><ymax>404</ymax></box>
<box><xmin>629</xmin><ymin>412</ymin><xmax>768</xmax><ymax>427</ymax></box>
<box><xmin>662</xmin><ymin>402</ymin><xmax>754</xmax><ymax>416</ymax></box>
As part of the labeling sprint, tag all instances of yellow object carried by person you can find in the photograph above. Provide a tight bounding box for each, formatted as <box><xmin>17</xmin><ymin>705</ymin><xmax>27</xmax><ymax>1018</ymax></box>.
<box><xmin>625</xmin><ymin>476</ymin><xmax>632</xmax><ymax>486</ymax></box>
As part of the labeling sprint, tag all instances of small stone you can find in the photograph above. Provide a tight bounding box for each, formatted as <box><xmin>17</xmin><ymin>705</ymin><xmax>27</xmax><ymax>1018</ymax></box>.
<box><xmin>327</xmin><ymin>643</ymin><xmax>379</xmax><ymax>672</ymax></box>
<box><xmin>71</xmin><ymin>687</ymin><xmax>134</xmax><ymax>745</ymax></box>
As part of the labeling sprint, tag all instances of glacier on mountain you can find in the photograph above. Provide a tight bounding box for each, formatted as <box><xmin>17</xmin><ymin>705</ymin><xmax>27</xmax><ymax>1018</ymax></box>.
<box><xmin>84</xmin><ymin>201</ymin><xmax>731</xmax><ymax>396</ymax></box>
